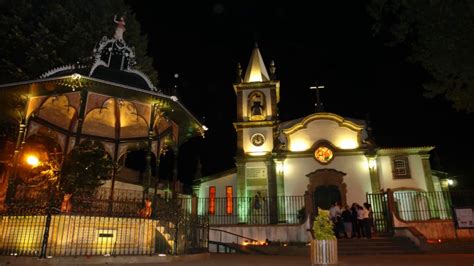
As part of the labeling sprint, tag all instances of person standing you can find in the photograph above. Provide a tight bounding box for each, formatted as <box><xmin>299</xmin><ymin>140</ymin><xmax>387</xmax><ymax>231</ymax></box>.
<box><xmin>363</xmin><ymin>202</ymin><xmax>373</xmax><ymax>239</ymax></box>
<box><xmin>329</xmin><ymin>202</ymin><xmax>342</xmax><ymax>238</ymax></box>
<box><xmin>341</xmin><ymin>205</ymin><xmax>352</xmax><ymax>239</ymax></box>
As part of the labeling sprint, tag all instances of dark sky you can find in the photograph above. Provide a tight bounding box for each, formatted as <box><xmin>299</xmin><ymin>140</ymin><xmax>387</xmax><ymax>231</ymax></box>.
<box><xmin>125</xmin><ymin>1</ymin><xmax>474</xmax><ymax>189</ymax></box>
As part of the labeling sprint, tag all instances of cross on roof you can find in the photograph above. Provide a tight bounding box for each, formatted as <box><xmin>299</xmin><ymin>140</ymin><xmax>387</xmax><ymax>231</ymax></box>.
<box><xmin>310</xmin><ymin>82</ymin><xmax>325</xmax><ymax>112</ymax></box>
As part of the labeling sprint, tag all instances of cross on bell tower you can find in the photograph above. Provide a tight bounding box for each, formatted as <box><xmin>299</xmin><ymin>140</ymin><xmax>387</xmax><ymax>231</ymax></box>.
<box><xmin>310</xmin><ymin>82</ymin><xmax>325</xmax><ymax>112</ymax></box>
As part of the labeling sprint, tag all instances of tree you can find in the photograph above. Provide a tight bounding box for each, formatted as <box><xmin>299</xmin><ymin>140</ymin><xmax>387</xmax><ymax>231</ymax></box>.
<box><xmin>367</xmin><ymin>0</ymin><xmax>474</xmax><ymax>113</ymax></box>
<box><xmin>0</xmin><ymin>0</ymin><xmax>158</xmax><ymax>155</ymax></box>
<box><xmin>59</xmin><ymin>141</ymin><xmax>113</xmax><ymax>195</ymax></box>
<box><xmin>0</xmin><ymin>0</ymin><xmax>157</xmax><ymax>84</ymax></box>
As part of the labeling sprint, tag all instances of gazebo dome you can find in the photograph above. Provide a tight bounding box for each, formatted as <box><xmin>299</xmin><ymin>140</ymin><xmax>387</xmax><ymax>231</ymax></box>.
<box><xmin>40</xmin><ymin>36</ymin><xmax>156</xmax><ymax>91</ymax></box>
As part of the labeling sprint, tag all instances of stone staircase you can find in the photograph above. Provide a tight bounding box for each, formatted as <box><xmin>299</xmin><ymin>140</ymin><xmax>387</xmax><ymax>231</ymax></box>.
<box><xmin>155</xmin><ymin>221</ymin><xmax>175</xmax><ymax>253</ymax></box>
<box><xmin>338</xmin><ymin>237</ymin><xmax>421</xmax><ymax>255</ymax></box>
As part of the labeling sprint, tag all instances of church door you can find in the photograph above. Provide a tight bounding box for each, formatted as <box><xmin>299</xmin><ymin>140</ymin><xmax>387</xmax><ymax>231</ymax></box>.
<box><xmin>313</xmin><ymin>185</ymin><xmax>342</xmax><ymax>210</ymax></box>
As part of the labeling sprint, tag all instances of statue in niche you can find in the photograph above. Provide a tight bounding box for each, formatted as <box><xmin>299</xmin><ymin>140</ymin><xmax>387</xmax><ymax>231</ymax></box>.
<box><xmin>249</xmin><ymin>92</ymin><xmax>265</xmax><ymax>121</ymax></box>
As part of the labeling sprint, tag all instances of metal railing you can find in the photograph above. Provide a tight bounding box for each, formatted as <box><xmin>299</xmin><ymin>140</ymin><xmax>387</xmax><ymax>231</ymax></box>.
<box><xmin>197</xmin><ymin>196</ymin><xmax>305</xmax><ymax>225</ymax></box>
<box><xmin>0</xmin><ymin>195</ymin><xmax>207</xmax><ymax>257</ymax></box>
<box><xmin>393</xmin><ymin>190</ymin><xmax>453</xmax><ymax>221</ymax></box>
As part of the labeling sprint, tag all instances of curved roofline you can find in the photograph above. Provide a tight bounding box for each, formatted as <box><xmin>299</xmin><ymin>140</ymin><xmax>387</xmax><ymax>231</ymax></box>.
<box><xmin>282</xmin><ymin>112</ymin><xmax>364</xmax><ymax>135</ymax></box>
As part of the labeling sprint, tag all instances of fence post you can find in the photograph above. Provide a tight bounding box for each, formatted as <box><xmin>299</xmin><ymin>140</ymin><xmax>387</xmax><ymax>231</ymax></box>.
<box><xmin>191</xmin><ymin>194</ymin><xmax>198</xmax><ymax>218</ymax></box>
<box><xmin>40</xmin><ymin>188</ymin><xmax>55</xmax><ymax>258</ymax></box>
<box><xmin>385</xmin><ymin>189</ymin><xmax>395</xmax><ymax>233</ymax></box>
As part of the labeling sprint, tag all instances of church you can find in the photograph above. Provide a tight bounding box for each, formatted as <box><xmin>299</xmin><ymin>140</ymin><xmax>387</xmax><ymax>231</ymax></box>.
<box><xmin>194</xmin><ymin>45</ymin><xmax>438</xmax><ymax>225</ymax></box>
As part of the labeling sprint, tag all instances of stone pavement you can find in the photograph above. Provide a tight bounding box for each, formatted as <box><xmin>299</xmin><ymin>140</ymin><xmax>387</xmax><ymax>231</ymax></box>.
<box><xmin>2</xmin><ymin>253</ymin><xmax>474</xmax><ymax>265</ymax></box>
<box><xmin>159</xmin><ymin>253</ymin><xmax>474</xmax><ymax>266</ymax></box>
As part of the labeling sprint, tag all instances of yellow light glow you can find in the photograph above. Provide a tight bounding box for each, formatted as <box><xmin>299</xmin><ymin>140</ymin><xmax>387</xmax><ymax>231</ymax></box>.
<box><xmin>289</xmin><ymin>139</ymin><xmax>310</xmax><ymax>152</ymax></box>
<box><xmin>368</xmin><ymin>158</ymin><xmax>377</xmax><ymax>170</ymax></box>
<box><xmin>275</xmin><ymin>162</ymin><xmax>284</xmax><ymax>173</ymax></box>
<box><xmin>339</xmin><ymin>139</ymin><xmax>358</xmax><ymax>149</ymax></box>
<box><xmin>25</xmin><ymin>155</ymin><xmax>40</xmax><ymax>167</ymax></box>
<box><xmin>248</xmin><ymin>152</ymin><xmax>267</xmax><ymax>156</ymax></box>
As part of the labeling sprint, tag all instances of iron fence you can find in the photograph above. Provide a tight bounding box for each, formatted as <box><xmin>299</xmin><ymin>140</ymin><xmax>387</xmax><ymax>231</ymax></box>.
<box><xmin>0</xmin><ymin>196</ymin><xmax>207</xmax><ymax>257</ymax></box>
<box><xmin>197</xmin><ymin>196</ymin><xmax>305</xmax><ymax>225</ymax></box>
<box><xmin>393</xmin><ymin>190</ymin><xmax>453</xmax><ymax>221</ymax></box>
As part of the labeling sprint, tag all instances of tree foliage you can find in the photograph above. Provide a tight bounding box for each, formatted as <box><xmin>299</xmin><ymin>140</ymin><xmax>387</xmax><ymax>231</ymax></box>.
<box><xmin>60</xmin><ymin>141</ymin><xmax>113</xmax><ymax>195</ymax></box>
<box><xmin>0</xmin><ymin>0</ymin><xmax>158</xmax><ymax>85</ymax></box>
<box><xmin>367</xmin><ymin>0</ymin><xmax>474</xmax><ymax>112</ymax></box>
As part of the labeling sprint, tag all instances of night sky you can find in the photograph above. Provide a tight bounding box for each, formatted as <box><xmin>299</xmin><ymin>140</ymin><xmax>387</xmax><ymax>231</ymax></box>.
<box><xmin>125</xmin><ymin>1</ymin><xmax>473</xmax><ymax>190</ymax></box>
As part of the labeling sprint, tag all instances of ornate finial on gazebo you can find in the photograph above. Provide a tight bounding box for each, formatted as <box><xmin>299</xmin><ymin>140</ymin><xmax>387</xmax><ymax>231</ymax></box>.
<box><xmin>113</xmin><ymin>15</ymin><xmax>126</xmax><ymax>41</ymax></box>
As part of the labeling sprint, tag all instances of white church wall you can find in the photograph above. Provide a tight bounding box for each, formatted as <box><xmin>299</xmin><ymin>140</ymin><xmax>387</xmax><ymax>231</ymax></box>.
<box><xmin>283</xmin><ymin>155</ymin><xmax>372</xmax><ymax>205</ymax></box>
<box><xmin>378</xmin><ymin>155</ymin><xmax>428</xmax><ymax>191</ymax></box>
<box><xmin>287</xmin><ymin>120</ymin><xmax>360</xmax><ymax>151</ymax></box>
<box><xmin>199</xmin><ymin>173</ymin><xmax>237</xmax><ymax>198</ymax></box>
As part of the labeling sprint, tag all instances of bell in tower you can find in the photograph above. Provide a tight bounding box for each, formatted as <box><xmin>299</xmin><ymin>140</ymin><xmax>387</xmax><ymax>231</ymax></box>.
<box><xmin>249</xmin><ymin>91</ymin><xmax>266</xmax><ymax>121</ymax></box>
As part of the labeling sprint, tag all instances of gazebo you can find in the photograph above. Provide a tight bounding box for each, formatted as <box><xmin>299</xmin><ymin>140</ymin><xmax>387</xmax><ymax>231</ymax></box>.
<box><xmin>0</xmin><ymin>22</ymin><xmax>205</xmax><ymax>206</ymax></box>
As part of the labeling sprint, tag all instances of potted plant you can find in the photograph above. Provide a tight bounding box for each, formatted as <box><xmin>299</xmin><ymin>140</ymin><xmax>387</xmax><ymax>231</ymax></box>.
<box><xmin>310</xmin><ymin>208</ymin><xmax>337</xmax><ymax>265</ymax></box>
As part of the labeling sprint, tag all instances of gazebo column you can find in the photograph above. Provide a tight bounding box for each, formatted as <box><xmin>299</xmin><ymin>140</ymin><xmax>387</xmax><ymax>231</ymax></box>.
<box><xmin>145</xmin><ymin>130</ymin><xmax>153</xmax><ymax>195</ymax></box>
<box><xmin>154</xmin><ymin>148</ymin><xmax>161</xmax><ymax>197</ymax></box>
<box><xmin>74</xmin><ymin>89</ymin><xmax>88</xmax><ymax>145</ymax></box>
<box><xmin>109</xmin><ymin>141</ymin><xmax>119</xmax><ymax>202</ymax></box>
<box><xmin>145</xmin><ymin>103</ymin><xmax>158</xmax><ymax>196</ymax></box>
<box><xmin>172</xmin><ymin>146</ymin><xmax>179</xmax><ymax>196</ymax></box>
<box><xmin>6</xmin><ymin>117</ymin><xmax>29</xmax><ymax>202</ymax></box>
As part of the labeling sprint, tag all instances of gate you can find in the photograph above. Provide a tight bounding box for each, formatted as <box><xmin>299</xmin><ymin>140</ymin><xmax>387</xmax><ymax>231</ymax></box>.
<box><xmin>366</xmin><ymin>192</ymin><xmax>393</xmax><ymax>235</ymax></box>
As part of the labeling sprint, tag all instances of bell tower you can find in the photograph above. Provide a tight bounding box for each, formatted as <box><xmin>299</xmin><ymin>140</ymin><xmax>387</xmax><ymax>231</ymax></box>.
<box><xmin>233</xmin><ymin>44</ymin><xmax>280</xmax><ymax>223</ymax></box>
<box><xmin>234</xmin><ymin>44</ymin><xmax>280</xmax><ymax>154</ymax></box>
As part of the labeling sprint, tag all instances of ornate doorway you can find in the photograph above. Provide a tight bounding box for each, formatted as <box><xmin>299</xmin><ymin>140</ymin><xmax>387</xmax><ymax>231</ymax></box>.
<box><xmin>313</xmin><ymin>185</ymin><xmax>341</xmax><ymax>209</ymax></box>
<box><xmin>307</xmin><ymin>169</ymin><xmax>347</xmax><ymax>209</ymax></box>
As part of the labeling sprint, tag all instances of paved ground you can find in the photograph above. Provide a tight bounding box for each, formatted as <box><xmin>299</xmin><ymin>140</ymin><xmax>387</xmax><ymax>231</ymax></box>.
<box><xmin>161</xmin><ymin>253</ymin><xmax>474</xmax><ymax>266</ymax></box>
<box><xmin>3</xmin><ymin>253</ymin><xmax>474</xmax><ymax>265</ymax></box>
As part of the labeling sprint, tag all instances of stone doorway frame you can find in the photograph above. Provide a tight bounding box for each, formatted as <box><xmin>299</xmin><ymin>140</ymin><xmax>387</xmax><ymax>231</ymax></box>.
<box><xmin>306</xmin><ymin>169</ymin><xmax>347</xmax><ymax>207</ymax></box>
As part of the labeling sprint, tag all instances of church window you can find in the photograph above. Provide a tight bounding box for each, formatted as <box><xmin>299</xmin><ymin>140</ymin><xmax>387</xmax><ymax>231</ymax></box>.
<box><xmin>248</xmin><ymin>91</ymin><xmax>266</xmax><ymax>121</ymax></box>
<box><xmin>209</xmin><ymin>186</ymin><xmax>216</xmax><ymax>215</ymax></box>
<box><xmin>314</xmin><ymin>146</ymin><xmax>334</xmax><ymax>164</ymax></box>
<box><xmin>226</xmin><ymin>186</ymin><xmax>233</xmax><ymax>214</ymax></box>
<box><xmin>392</xmin><ymin>156</ymin><xmax>411</xmax><ymax>179</ymax></box>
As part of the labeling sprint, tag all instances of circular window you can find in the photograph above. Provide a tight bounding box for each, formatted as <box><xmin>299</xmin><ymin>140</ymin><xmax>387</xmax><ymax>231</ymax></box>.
<box><xmin>314</xmin><ymin>146</ymin><xmax>334</xmax><ymax>164</ymax></box>
<box><xmin>250</xmin><ymin>133</ymin><xmax>265</xmax><ymax>146</ymax></box>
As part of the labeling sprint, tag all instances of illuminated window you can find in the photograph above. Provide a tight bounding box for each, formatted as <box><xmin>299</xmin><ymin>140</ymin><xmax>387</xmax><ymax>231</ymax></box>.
<box><xmin>314</xmin><ymin>146</ymin><xmax>334</xmax><ymax>164</ymax></box>
<box><xmin>226</xmin><ymin>186</ymin><xmax>233</xmax><ymax>214</ymax></box>
<box><xmin>209</xmin><ymin>186</ymin><xmax>216</xmax><ymax>215</ymax></box>
<box><xmin>392</xmin><ymin>156</ymin><xmax>411</xmax><ymax>179</ymax></box>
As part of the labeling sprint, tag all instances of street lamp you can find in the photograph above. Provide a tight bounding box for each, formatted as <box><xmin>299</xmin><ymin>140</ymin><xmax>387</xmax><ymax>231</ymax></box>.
<box><xmin>25</xmin><ymin>154</ymin><xmax>40</xmax><ymax>167</ymax></box>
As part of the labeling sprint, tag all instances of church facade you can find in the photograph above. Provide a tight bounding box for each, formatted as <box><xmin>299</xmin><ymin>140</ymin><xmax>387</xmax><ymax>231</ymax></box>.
<box><xmin>195</xmin><ymin>46</ymin><xmax>438</xmax><ymax>224</ymax></box>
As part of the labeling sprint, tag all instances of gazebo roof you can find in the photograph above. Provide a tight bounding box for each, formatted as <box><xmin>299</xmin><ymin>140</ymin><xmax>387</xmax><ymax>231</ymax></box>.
<box><xmin>0</xmin><ymin>74</ymin><xmax>205</xmax><ymax>145</ymax></box>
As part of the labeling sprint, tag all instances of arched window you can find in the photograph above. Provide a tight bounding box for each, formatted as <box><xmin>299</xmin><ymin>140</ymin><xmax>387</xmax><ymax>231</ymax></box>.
<box><xmin>248</xmin><ymin>91</ymin><xmax>266</xmax><ymax>121</ymax></box>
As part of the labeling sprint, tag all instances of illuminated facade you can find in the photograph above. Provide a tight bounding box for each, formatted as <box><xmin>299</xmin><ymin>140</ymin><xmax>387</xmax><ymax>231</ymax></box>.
<box><xmin>196</xmin><ymin>45</ymin><xmax>438</xmax><ymax>223</ymax></box>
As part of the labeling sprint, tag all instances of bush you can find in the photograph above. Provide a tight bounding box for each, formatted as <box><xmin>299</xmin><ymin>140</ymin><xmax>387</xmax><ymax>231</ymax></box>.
<box><xmin>312</xmin><ymin>208</ymin><xmax>336</xmax><ymax>240</ymax></box>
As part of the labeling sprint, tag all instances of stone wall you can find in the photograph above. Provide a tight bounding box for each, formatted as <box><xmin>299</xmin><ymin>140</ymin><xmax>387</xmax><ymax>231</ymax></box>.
<box><xmin>0</xmin><ymin>215</ymin><xmax>166</xmax><ymax>256</ymax></box>
<box><xmin>393</xmin><ymin>215</ymin><xmax>474</xmax><ymax>240</ymax></box>
<box><xmin>209</xmin><ymin>218</ymin><xmax>311</xmax><ymax>245</ymax></box>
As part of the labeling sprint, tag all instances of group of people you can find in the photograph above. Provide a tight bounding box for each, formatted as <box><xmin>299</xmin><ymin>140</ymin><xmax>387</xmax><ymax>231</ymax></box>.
<box><xmin>329</xmin><ymin>201</ymin><xmax>373</xmax><ymax>239</ymax></box>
